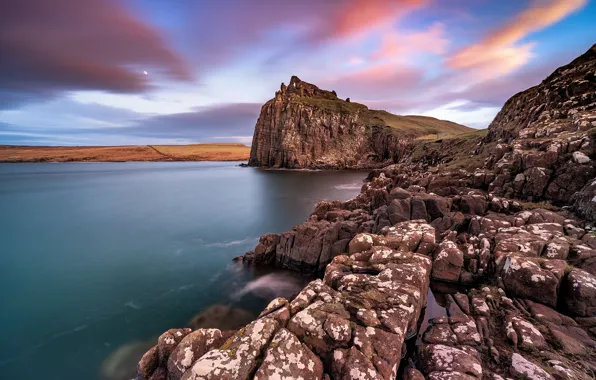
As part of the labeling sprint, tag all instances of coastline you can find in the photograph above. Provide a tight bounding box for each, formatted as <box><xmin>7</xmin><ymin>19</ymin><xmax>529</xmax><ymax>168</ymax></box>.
<box><xmin>0</xmin><ymin>144</ymin><xmax>251</xmax><ymax>163</ymax></box>
<box><xmin>135</xmin><ymin>164</ymin><xmax>596</xmax><ymax>379</ymax></box>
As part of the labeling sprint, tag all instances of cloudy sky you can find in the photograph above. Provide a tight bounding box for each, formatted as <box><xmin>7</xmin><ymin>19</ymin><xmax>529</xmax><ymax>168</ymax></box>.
<box><xmin>1</xmin><ymin>0</ymin><xmax>595</xmax><ymax>146</ymax></box>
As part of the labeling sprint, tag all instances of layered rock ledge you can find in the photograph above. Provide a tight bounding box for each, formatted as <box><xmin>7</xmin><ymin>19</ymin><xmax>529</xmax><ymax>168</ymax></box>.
<box><xmin>137</xmin><ymin>169</ymin><xmax>596</xmax><ymax>379</ymax></box>
<box><xmin>136</xmin><ymin>222</ymin><xmax>434</xmax><ymax>380</ymax></box>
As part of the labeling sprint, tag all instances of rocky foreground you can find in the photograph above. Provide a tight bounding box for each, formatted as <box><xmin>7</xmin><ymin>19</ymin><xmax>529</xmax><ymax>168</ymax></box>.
<box><xmin>135</xmin><ymin>45</ymin><xmax>596</xmax><ymax>379</ymax></box>
<box><xmin>135</xmin><ymin>168</ymin><xmax>596</xmax><ymax>379</ymax></box>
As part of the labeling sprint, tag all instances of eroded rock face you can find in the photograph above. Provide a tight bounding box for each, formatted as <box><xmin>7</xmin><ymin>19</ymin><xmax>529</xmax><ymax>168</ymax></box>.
<box><xmin>248</xmin><ymin>76</ymin><xmax>470</xmax><ymax>169</ymax></box>
<box><xmin>481</xmin><ymin>44</ymin><xmax>596</xmax><ymax>206</ymax></box>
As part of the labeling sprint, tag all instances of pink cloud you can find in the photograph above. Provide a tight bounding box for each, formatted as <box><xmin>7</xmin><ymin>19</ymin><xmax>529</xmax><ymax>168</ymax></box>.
<box><xmin>372</xmin><ymin>22</ymin><xmax>448</xmax><ymax>60</ymax></box>
<box><xmin>331</xmin><ymin>0</ymin><xmax>427</xmax><ymax>39</ymax></box>
<box><xmin>321</xmin><ymin>63</ymin><xmax>423</xmax><ymax>100</ymax></box>
<box><xmin>446</xmin><ymin>0</ymin><xmax>587</xmax><ymax>78</ymax></box>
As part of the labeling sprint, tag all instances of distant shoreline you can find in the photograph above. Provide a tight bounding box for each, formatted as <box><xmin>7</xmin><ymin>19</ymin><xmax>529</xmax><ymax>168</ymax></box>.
<box><xmin>0</xmin><ymin>144</ymin><xmax>251</xmax><ymax>163</ymax></box>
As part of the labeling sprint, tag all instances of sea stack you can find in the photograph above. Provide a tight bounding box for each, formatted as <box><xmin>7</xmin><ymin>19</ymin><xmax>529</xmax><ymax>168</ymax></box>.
<box><xmin>248</xmin><ymin>75</ymin><xmax>471</xmax><ymax>169</ymax></box>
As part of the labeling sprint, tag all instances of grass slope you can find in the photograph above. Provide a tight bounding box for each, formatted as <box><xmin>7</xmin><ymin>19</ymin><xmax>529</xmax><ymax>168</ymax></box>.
<box><xmin>295</xmin><ymin>96</ymin><xmax>472</xmax><ymax>136</ymax></box>
<box><xmin>410</xmin><ymin>128</ymin><xmax>491</xmax><ymax>171</ymax></box>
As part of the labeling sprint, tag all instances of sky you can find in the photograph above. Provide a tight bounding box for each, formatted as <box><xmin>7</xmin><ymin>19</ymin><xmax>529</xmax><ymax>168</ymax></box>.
<box><xmin>1</xmin><ymin>0</ymin><xmax>595</xmax><ymax>146</ymax></box>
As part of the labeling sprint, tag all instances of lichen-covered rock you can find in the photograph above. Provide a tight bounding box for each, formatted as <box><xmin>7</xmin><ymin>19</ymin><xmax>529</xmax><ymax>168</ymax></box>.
<box><xmin>254</xmin><ymin>328</ymin><xmax>323</xmax><ymax>380</ymax></box>
<box><xmin>561</xmin><ymin>268</ymin><xmax>596</xmax><ymax>317</ymax></box>
<box><xmin>181</xmin><ymin>318</ymin><xmax>279</xmax><ymax>380</ymax></box>
<box><xmin>501</xmin><ymin>256</ymin><xmax>565</xmax><ymax>307</ymax></box>
<box><xmin>432</xmin><ymin>240</ymin><xmax>464</xmax><ymax>282</ymax></box>
<box><xmin>382</xmin><ymin>220</ymin><xmax>436</xmax><ymax>254</ymax></box>
<box><xmin>157</xmin><ymin>328</ymin><xmax>192</xmax><ymax>365</ymax></box>
<box><xmin>167</xmin><ymin>329</ymin><xmax>228</xmax><ymax>380</ymax></box>
<box><xmin>509</xmin><ymin>353</ymin><xmax>554</xmax><ymax>380</ymax></box>
<box><xmin>506</xmin><ymin>316</ymin><xmax>547</xmax><ymax>350</ymax></box>
<box><xmin>419</xmin><ymin>344</ymin><xmax>483</xmax><ymax>379</ymax></box>
<box><xmin>572</xmin><ymin>179</ymin><xmax>596</xmax><ymax>223</ymax></box>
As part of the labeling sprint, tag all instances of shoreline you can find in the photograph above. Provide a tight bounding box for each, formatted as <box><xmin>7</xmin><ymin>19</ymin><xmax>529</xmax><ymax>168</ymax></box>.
<box><xmin>0</xmin><ymin>144</ymin><xmax>251</xmax><ymax>163</ymax></box>
<box><xmin>135</xmin><ymin>163</ymin><xmax>596</xmax><ymax>380</ymax></box>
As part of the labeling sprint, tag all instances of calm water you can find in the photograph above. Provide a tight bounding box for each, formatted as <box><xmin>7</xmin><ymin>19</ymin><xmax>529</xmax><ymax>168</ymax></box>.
<box><xmin>0</xmin><ymin>162</ymin><xmax>366</xmax><ymax>380</ymax></box>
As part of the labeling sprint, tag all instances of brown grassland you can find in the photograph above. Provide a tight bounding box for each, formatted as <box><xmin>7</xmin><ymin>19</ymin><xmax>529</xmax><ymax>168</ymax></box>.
<box><xmin>0</xmin><ymin>143</ymin><xmax>251</xmax><ymax>163</ymax></box>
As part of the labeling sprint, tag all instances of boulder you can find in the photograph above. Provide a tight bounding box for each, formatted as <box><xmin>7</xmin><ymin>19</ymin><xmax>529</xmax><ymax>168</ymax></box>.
<box><xmin>157</xmin><ymin>328</ymin><xmax>192</xmax><ymax>365</ymax></box>
<box><xmin>509</xmin><ymin>353</ymin><xmax>554</xmax><ymax>380</ymax></box>
<box><xmin>419</xmin><ymin>344</ymin><xmax>482</xmax><ymax>379</ymax></box>
<box><xmin>167</xmin><ymin>329</ymin><xmax>228</xmax><ymax>380</ymax></box>
<box><xmin>431</xmin><ymin>240</ymin><xmax>464</xmax><ymax>282</ymax></box>
<box><xmin>501</xmin><ymin>256</ymin><xmax>565</xmax><ymax>307</ymax></box>
<box><xmin>254</xmin><ymin>328</ymin><xmax>323</xmax><ymax>380</ymax></box>
<box><xmin>561</xmin><ymin>268</ymin><xmax>596</xmax><ymax>317</ymax></box>
<box><xmin>182</xmin><ymin>318</ymin><xmax>279</xmax><ymax>380</ymax></box>
<box><xmin>572</xmin><ymin>179</ymin><xmax>596</xmax><ymax>222</ymax></box>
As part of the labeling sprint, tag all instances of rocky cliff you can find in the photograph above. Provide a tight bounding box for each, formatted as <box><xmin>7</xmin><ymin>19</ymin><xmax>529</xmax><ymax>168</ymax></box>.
<box><xmin>479</xmin><ymin>44</ymin><xmax>596</xmax><ymax>205</ymax></box>
<box><xmin>136</xmin><ymin>45</ymin><xmax>596</xmax><ymax>380</ymax></box>
<box><xmin>249</xmin><ymin>76</ymin><xmax>471</xmax><ymax>169</ymax></box>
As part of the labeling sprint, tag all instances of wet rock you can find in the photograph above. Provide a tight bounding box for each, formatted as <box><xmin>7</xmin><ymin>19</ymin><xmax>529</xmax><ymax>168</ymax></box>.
<box><xmin>274</xmin><ymin>218</ymin><xmax>358</xmax><ymax>272</ymax></box>
<box><xmin>387</xmin><ymin>198</ymin><xmax>411</xmax><ymax>224</ymax></box>
<box><xmin>453</xmin><ymin>293</ymin><xmax>470</xmax><ymax>315</ymax></box>
<box><xmin>188</xmin><ymin>305</ymin><xmax>255</xmax><ymax>331</ymax></box>
<box><xmin>420</xmin><ymin>194</ymin><xmax>452</xmax><ymax>221</ymax></box>
<box><xmin>389</xmin><ymin>187</ymin><xmax>411</xmax><ymax>200</ymax></box>
<box><xmin>410</xmin><ymin>198</ymin><xmax>428</xmax><ymax>221</ymax></box>
<box><xmin>456</xmin><ymin>195</ymin><xmax>488</xmax><ymax>215</ymax></box>
<box><xmin>136</xmin><ymin>345</ymin><xmax>159</xmax><ymax>380</ymax></box>
<box><xmin>157</xmin><ymin>329</ymin><xmax>192</xmax><ymax>365</ymax></box>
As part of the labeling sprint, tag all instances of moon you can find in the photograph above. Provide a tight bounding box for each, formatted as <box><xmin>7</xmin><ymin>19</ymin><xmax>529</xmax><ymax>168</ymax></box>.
<box><xmin>143</xmin><ymin>71</ymin><xmax>148</xmax><ymax>75</ymax></box>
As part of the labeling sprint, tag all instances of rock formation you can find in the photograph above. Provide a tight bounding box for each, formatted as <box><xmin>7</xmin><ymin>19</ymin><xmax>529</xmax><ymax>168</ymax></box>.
<box><xmin>480</xmin><ymin>44</ymin><xmax>596</xmax><ymax>205</ymax></box>
<box><xmin>137</xmin><ymin>44</ymin><xmax>596</xmax><ymax>379</ymax></box>
<box><xmin>249</xmin><ymin>75</ymin><xmax>471</xmax><ymax>169</ymax></box>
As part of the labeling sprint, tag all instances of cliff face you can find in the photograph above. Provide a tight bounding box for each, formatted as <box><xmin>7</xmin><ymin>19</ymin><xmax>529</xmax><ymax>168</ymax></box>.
<box><xmin>478</xmin><ymin>44</ymin><xmax>596</xmax><ymax>205</ymax></box>
<box><xmin>249</xmin><ymin>76</ymin><xmax>470</xmax><ymax>169</ymax></box>
<box><xmin>486</xmin><ymin>44</ymin><xmax>596</xmax><ymax>142</ymax></box>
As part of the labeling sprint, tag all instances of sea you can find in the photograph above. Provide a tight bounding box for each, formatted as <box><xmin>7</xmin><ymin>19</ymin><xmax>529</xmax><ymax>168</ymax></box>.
<box><xmin>0</xmin><ymin>161</ymin><xmax>368</xmax><ymax>380</ymax></box>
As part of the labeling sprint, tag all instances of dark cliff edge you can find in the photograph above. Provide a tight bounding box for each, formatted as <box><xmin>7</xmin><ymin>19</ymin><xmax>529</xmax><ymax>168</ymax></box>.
<box><xmin>135</xmin><ymin>45</ymin><xmax>596</xmax><ymax>380</ymax></box>
<box><xmin>248</xmin><ymin>75</ymin><xmax>472</xmax><ymax>169</ymax></box>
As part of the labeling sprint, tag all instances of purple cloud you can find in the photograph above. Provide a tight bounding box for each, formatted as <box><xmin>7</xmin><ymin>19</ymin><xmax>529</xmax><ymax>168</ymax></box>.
<box><xmin>0</xmin><ymin>0</ymin><xmax>191</xmax><ymax>107</ymax></box>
